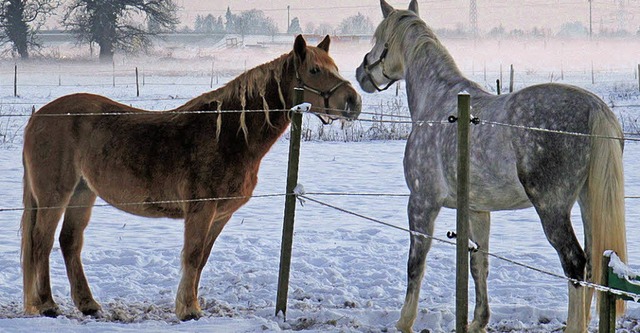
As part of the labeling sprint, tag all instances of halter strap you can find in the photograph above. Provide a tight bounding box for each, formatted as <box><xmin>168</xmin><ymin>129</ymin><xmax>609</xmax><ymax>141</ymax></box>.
<box><xmin>363</xmin><ymin>43</ymin><xmax>398</xmax><ymax>92</ymax></box>
<box><xmin>294</xmin><ymin>63</ymin><xmax>349</xmax><ymax>110</ymax></box>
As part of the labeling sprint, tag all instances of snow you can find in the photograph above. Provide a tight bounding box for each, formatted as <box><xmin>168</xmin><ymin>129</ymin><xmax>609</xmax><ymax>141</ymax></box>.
<box><xmin>1</xmin><ymin>40</ymin><xmax>640</xmax><ymax>332</ymax></box>
<box><xmin>607</xmin><ymin>251</ymin><xmax>638</xmax><ymax>281</ymax></box>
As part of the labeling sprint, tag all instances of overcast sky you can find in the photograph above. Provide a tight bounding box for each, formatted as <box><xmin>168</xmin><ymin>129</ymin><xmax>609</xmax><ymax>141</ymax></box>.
<box><xmin>175</xmin><ymin>0</ymin><xmax>640</xmax><ymax>33</ymax></box>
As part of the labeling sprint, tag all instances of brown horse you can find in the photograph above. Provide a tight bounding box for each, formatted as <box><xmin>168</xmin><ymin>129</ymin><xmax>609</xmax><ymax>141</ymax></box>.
<box><xmin>21</xmin><ymin>35</ymin><xmax>361</xmax><ymax>321</ymax></box>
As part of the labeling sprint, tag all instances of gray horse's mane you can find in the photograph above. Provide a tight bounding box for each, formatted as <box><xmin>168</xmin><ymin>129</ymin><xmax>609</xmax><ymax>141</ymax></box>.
<box><xmin>374</xmin><ymin>10</ymin><xmax>460</xmax><ymax>76</ymax></box>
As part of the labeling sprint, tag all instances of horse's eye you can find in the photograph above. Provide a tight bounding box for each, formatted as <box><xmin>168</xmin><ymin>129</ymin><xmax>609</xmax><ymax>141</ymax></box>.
<box><xmin>310</xmin><ymin>67</ymin><xmax>321</xmax><ymax>75</ymax></box>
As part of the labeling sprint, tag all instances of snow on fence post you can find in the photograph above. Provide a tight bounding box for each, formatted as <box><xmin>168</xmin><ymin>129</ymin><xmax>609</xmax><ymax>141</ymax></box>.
<box><xmin>456</xmin><ymin>92</ymin><xmax>471</xmax><ymax>333</ymax></box>
<box><xmin>275</xmin><ymin>87</ymin><xmax>304</xmax><ymax>319</ymax></box>
<box><xmin>599</xmin><ymin>253</ymin><xmax>616</xmax><ymax>333</ymax></box>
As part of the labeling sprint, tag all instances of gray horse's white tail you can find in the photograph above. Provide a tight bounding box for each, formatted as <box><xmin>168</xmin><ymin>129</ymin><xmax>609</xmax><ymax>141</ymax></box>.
<box><xmin>588</xmin><ymin>107</ymin><xmax>626</xmax><ymax>314</ymax></box>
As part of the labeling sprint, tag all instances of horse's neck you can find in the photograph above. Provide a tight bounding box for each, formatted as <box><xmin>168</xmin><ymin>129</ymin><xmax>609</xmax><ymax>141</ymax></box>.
<box><xmin>403</xmin><ymin>33</ymin><xmax>485</xmax><ymax>119</ymax></box>
<box><xmin>176</xmin><ymin>59</ymin><xmax>295</xmax><ymax>158</ymax></box>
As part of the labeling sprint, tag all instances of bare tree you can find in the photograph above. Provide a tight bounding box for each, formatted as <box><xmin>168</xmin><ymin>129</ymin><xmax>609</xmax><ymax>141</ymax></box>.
<box><xmin>62</xmin><ymin>0</ymin><xmax>179</xmax><ymax>62</ymax></box>
<box><xmin>0</xmin><ymin>0</ymin><xmax>57</xmax><ymax>59</ymax></box>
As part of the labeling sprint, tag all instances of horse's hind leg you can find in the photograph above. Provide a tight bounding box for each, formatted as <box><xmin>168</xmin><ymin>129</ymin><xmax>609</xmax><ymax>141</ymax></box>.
<box><xmin>396</xmin><ymin>194</ymin><xmax>441</xmax><ymax>333</ymax></box>
<box><xmin>536</xmin><ymin>207</ymin><xmax>587</xmax><ymax>333</ymax></box>
<box><xmin>60</xmin><ymin>179</ymin><xmax>100</xmax><ymax>316</ymax></box>
<box><xmin>24</xmin><ymin>187</ymin><xmax>75</xmax><ymax>317</ymax></box>
<box><xmin>468</xmin><ymin>211</ymin><xmax>491</xmax><ymax>333</ymax></box>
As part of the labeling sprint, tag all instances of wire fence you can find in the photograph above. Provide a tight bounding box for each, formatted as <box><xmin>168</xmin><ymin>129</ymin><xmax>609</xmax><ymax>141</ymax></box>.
<box><xmin>2</xmin><ymin>102</ymin><xmax>640</xmax><ymax>313</ymax></box>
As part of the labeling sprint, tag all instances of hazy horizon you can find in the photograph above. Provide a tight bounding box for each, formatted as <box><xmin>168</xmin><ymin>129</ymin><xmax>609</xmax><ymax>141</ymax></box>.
<box><xmin>174</xmin><ymin>0</ymin><xmax>640</xmax><ymax>34</ymax></box>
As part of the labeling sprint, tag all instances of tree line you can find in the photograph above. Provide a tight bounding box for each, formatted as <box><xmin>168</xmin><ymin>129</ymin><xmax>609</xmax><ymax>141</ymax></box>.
<box><xmin>190</xmin><ymin>9</ymin><xmax>374</xmax><ymax>38</ymax></box>
<box><xmin>1</xmin><ymin>0</ymin><xmax>178</xmax><ymax>61</ymax></box>
<box><xmin>0</xmin><ymin>1</ymin><xmax>375</xmax><ymax>62</ymax></box>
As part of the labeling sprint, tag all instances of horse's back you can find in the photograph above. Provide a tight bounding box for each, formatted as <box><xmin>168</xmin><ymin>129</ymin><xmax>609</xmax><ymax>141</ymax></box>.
<box><xmin>505</xmin><ymin>83</ymin><xmax>613</xmax><ymax>126</ymax></box>
<box><xmin>502</xmin><ymin>83</ymin><xmax>620</xmax><ymax>203</ymax></box>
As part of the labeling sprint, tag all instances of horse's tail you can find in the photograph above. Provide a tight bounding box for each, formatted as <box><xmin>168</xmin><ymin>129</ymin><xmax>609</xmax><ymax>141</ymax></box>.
<box><xmin>588</xmin><ymin>106</ymin><xmax>626</xmax><ymax>314</ymax></box>
<box><xmin>20</xmin><ymin>152</ymin><xmax>37</xmax><ymax>313</ymax></box>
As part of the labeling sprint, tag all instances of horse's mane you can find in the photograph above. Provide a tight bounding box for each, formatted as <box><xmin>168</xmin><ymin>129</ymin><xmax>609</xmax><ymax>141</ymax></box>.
<box><xmin>375</xmin><ymin>10</ymin><xmax>460</xmax><ymax>75</ymax></box>
<box><xmin>176</xmin><ymin>46</ymin><xmax>337</xmax><ymax>141</ymax></box>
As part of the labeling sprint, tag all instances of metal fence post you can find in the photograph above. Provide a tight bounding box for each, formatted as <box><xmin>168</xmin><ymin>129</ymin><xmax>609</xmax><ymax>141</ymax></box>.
<box><xmin>275</xmin><ymin>87</ymin><xmax>304</xmax><ymax>319</ymax></box>
<box><xmin>598</xmin><ymin>253</ymin><xmax>616</xmax><ymax>333</ymax></box>
<box><xmin>456</xmin><ymin>92</ymin><xmax>471</xmax><ymax>333</ymax></box>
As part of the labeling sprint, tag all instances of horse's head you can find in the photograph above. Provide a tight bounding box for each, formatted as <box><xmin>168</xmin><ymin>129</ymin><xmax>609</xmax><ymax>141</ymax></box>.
<box><xmin>291</xmin><ymin>35</ymin><xmax>361</xmax><ymax>124</ymax></box>
<box><xmin>355</xmin><ymin>0</ymin><xmax>419</xmax><ymax>93</ymax></box>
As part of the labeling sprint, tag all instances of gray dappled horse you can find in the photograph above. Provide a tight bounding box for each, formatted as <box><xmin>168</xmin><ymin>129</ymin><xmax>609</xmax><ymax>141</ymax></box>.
<box><xmin>356</xmin><ymin>1</ymin><xmax>627</xmax><ymax>332</ymax></box>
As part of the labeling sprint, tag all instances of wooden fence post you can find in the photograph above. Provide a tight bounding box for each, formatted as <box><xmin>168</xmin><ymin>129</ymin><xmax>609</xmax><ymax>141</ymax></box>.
<box><xmin>598</xmin><ymin>253</ymin><xmax>616</xmax><ymax>333</ymax></box>
<box><xmin>210</xmin><ymin>61</ymin><xmax>215</xmax><ymax>88</ymax></box>
<box><xmin>483</xmin><ymin>62</ymin><xmax>487</xmax><ymax>83</ymax></box>
<box><xmin>496</xmin><ymin>79</ymin><xmax>501</xmax><ymax>95</ymax></box>
<box><xmin>637</xmin><ymin>64</ymin><xmax>639</xmax><ymax>92</ymax></box>
<box><xmin>14</xmin><ymin>64</ymin><xmax>17</xmax><ymax>97</ymax></box>
<box><xmin>509</xmin><ymin>64</ymin><xmax>514</xmax><ymax>93</ymax></box>
<box><xmin>112</xmin><ymin>60</ymin><xmax>116</xmax><ymax>87</ymax></box>
<box><xmin>135</xmin><ymin>67</ymin><xmax>140</xmax><ymax>97</ymax></box>
<box><xmin>275</xmin><ymin>87</ymin><xmax>305</xmax><ymax>319</ymax></box>
<box><xmin>456</xmin><ymin>93</ymin><xmax>471</xmax><ymax>333</ymax></box>
<box><xmin>591</xmin><ymin>61</ymin><xmax>595</xmax><ymax>85</ymax></box>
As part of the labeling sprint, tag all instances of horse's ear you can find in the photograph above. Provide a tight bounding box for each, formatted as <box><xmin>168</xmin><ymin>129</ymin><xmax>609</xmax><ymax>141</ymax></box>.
<box><xmin>380</xmin><ymin>0</ymin><xmax>394</xmax><ymax>18</ymax></box>
<box><xmin>317</xmin><ymin>35</ymin><xmax>330</xmax><ymax>53</ymax></box>
<box><xmin>294</xmin><ymin>34</ymin><xmax>307</xmax><ymax>62</ymax></box>
<box><xmin>408</xmin><ymin>0</ymin><xmax>419</xmax><ymax>16</ymax></box>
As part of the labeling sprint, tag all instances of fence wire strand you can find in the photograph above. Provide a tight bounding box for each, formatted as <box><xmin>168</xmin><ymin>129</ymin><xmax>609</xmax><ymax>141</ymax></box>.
<box><xmin>299</xmin><ymin>193</ymin><xmax>640</xmax><ymax>302</ymax></box>
<box><xmin>0</xmin><ymin>193</ymin><xmax>287</xmax><ymax>213</ymax></box>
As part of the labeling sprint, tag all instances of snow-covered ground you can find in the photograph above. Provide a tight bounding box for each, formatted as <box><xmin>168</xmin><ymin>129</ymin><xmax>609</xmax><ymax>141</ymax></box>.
<box><xmin>1</xmin><ymin>39</ymin><xmax>640</xmax><ymax>332</ymax></box>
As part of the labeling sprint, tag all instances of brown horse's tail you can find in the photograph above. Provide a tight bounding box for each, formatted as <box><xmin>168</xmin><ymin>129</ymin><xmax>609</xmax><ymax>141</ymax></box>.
<box><xmin>588</xmin><ymin>106</ymin><xmax>627</xmax><ymax>314</ymax></box>
<box><xmin>20</xmin><ymin>153</ymin><xmax>37</xmax><ymax>313</ymax></box>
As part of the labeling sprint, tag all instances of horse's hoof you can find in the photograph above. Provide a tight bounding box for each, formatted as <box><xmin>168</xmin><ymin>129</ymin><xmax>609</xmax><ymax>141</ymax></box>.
<box><xmin>468</xmin><ymin>321</ymin><xmax>488</xmax><ymax>333</ymax></box>
<box><xmin>395</xmin><ymin>322</ymin><xmax>413</xmax><ymax>333</ymax></box>
<box><xmin>180</xmin><ymin>312</ymin><xmax>202</xmax><ymax>321</ymax></box>
<box><xmin>82</xmin><ymin>308</ymin><xmax>103</xmax><ymax>318</ymax></box>
<box><xmin>41</xmin><ymin>307</ymin><xmax>61</xmax><ymax>318</ymax></box>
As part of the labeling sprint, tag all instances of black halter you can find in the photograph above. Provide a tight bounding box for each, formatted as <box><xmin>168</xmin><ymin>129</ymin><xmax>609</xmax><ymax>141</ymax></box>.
<box><xmin>362</xmin><ymin>43</ymin><xmax>398</xmax><ymax>92</ymax></box>
<box><xmin>295</xmin><ymin>65</ymin><xmax>348</xmax><ymax>110</ymax></box>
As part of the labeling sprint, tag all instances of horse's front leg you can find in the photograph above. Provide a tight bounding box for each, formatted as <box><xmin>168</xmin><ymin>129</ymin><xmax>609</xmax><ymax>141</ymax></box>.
<box><xmin>396</xmin><ymin>193</ymin><xmax>441</xmax><ymax>333</ymax></box>
<box><xmin>194</xmin><ymin>215</ymin><xmax>232</xmax><ymax>290</ymax></box>
<box><xmin>468</xmin><ymin>211</ymin><xmax>491</xmax><ymax>333</ymax></box>
<box><xmin>175</xmin><ymin>202</ymin><xmax>217</xmax><ymax>321</ymax></box>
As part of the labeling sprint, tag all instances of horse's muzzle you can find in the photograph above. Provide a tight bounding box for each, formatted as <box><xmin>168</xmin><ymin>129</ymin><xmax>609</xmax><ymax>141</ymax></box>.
<box><xmin>344</xmin><ymin>93</ymin><xmax>362</xmax><ymax>120</ymax></box>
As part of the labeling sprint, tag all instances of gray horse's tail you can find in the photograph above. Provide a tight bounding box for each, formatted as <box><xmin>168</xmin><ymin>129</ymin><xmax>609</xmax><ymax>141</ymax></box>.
<box><xmin>588</xmin><ymin>106</ymin><xmax>626</xmax><ymax>314</ymax></box>
<box><xmin>21</xmin><ymin>153</ymin><xmax>37</xmax><ymax>314</ymax></box>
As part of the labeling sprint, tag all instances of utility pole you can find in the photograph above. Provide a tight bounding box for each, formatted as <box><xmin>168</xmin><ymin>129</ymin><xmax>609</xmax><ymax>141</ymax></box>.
<box><xmin>588</xmin><ymin>0</ymin><xmax>593</xmax><ymax>39</ymax></box>
<box><xmin>287</xmin><ymin>5</ymin><xmax>290</xmax><ymax>33</ymax></box>
<box><xmin>470</xmin><ymin>0</ymin><xmax>478</xmax><ymax>37</ymax></box>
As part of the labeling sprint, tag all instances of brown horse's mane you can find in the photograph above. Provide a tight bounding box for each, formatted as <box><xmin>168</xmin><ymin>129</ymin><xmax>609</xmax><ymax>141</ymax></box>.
<box><xmin>174</xmin><ymin>47</ymin><xmax>340</xmax><ymax>141</ymax></box>
<box><xmin>177</xmin><ymin>53</ymin><xmax>289</xmax><ymax>113</ymax></box>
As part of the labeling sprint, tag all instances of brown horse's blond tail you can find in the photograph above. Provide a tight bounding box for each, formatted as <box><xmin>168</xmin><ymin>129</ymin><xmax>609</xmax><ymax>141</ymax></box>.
<box><xmin>20</xmin><ymin>155</ymin><xmax>37</xmax><ymax>313</ymax></box>
<box><xmin>588</xmin><ymin>107</ymin><xmax>627</xmax><ymax>314</ymax></box>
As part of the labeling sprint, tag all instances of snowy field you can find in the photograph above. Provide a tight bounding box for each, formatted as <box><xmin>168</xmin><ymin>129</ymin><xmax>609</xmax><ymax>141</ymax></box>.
<box><xmin>1</xmin><ymin>38</ymin><xmax>640</xmax><ymax>332</ymax></box>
